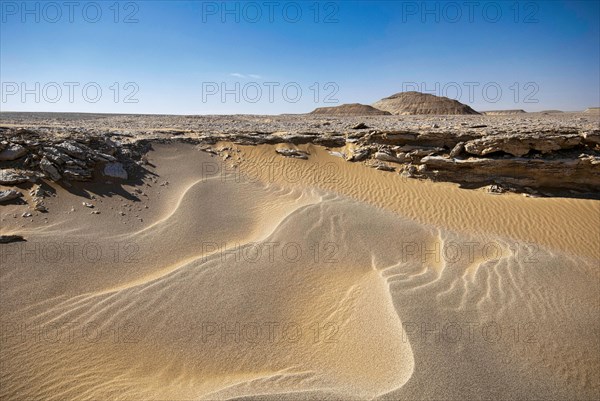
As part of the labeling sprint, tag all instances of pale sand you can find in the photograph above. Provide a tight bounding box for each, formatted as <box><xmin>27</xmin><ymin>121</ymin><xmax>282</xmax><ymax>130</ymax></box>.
<box><xmin>1</xmin><ymin>142</ymin><xmax>598</xmax><ymax>400</ymax></box>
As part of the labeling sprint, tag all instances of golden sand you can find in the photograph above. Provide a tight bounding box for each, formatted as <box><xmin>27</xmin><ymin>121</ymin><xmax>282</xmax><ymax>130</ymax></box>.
<box><xmin>1</xmin><ymin>142</ymin><xmax>598</xmax><ymax>400</ymax></box>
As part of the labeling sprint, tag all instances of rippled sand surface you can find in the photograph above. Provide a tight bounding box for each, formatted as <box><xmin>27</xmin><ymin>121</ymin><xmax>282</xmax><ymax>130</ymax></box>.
<box><xmin>1</xmin><ymin>143</ymin><xmax>598</xmax><ymax>400</ymax></box>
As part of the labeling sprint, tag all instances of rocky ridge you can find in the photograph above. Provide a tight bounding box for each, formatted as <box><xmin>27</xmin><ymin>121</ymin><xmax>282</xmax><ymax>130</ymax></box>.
<box><xmin>1</xmin><ymin>112</ymin><xmax>599</xmax><ymax>207</ymax></box>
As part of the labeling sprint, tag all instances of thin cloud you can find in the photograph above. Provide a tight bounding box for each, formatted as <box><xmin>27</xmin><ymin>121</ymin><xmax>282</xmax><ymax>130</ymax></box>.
<box><xmin>229</xmin><ymin>73</ymin><xmax>262</xmax><ymax>80</ymax></box>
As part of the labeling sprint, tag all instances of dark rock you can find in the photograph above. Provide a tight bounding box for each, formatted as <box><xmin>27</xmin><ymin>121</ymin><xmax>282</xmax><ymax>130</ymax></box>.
<box><xmin>0</xmin><ymin>235</ymin><xmax>26</xmax><ymax>244</ymax></box>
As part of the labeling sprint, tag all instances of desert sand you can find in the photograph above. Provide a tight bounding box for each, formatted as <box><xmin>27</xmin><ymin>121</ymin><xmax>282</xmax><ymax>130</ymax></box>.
<box><xmin>1</xmin><ymin>110</ymin><xmax>599</xmax><ymax>400</ymax></box>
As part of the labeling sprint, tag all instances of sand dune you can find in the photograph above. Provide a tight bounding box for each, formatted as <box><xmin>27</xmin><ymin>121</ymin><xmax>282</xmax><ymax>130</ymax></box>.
<box><xmin>1</xmin><ymin>143</ymin><xmax>599</xmax><ymax>400</ymax></box>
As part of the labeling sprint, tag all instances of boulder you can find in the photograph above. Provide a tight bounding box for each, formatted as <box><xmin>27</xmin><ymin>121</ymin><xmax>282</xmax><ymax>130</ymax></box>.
<box><xmin>0</xmin><ymin>189</ymin><xmax>23</xmax><ymax>203</ymax></box>
<box><xmin>0</xmin><ymin>144</ymin><xmax>28</xmax><ymax>161</ymax></box>
<box><xmin>56</xmin><ymin>141</ymin><xmax>89</xmax><ymax>159</ymax></box>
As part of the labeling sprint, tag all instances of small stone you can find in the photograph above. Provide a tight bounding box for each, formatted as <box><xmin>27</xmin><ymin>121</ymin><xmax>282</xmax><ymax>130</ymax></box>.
<box><xmin>351</xmin><ymin>122</ymin><xmax>369</xmax><ymax>130</ymax></box>
<box><xmin>275</xmin><ymin>148</ymin><xmax>309</xmax><ymax>159</ymax></box>
<box><xmin>82</xmin><ymin>202</ymin><xmax>94</xmax><ymax>208</ymax></box>
<box><xmin>22</xmin><ymin>212</ymin><xmax>32</xmax><ymax>218</ymax></box>
<box><xmin>487</xmin><ymin>184</ymin><xmax>505</xmax><ymax>194</ymax></box>
<box><xmin>449</xmin><ymin>142</ymin><xmax>465</xmax><ymax>158</ymax></box>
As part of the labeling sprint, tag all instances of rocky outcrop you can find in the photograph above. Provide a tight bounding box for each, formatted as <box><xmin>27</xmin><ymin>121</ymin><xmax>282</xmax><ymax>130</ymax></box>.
<box><xmin>310</xmin><ymin>103</ymin><xmax>391</xmax><ymax>116</ymax></box>
<box><xmin>1</xmin><ymin>113</ymin><xmax>599</xmax><ymax>198</ymax></box>
<box><xmin>420</xmin><ymin>154</ymin><xmax>600</xmax><ymax>193</ymax></box>
<box><xmin>372</xmin><ymin>92</ymin><xmax>479</xmax><ymax>115</ymax></box>
<box><xmin>462</xmin><ymin>132</ymin><xmax>582</xmax><ymax>157</ymax></box>
<box><xmin>0</xmin><ymin>131</ymin><xmax>147</xmax><ymax>187</ymax></box>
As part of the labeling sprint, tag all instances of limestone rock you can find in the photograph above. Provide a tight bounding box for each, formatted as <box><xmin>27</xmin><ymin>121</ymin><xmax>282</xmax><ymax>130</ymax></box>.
<box><xmin>374</xmin><ymin>150</ymin><xmax>405</xmax><ymax>164</ymax></box>
<box><xmin>352</xmin><ymin>122</ymin><xmax>369</xmax><ymax>130</ymax></box>
<box><xmin>40</xmin><ymin>157</ymin><xmax>62</xmax><ymax>181</ymax></box>
<box><xmin>449</xmin><ymin>142</ymin><xmax>465</xmax><ymax>158</ymax></box>
<box><xmin>0</xmin><ymin>189</ymin><xmax>23</xmax><ymax>203</ymax></box>
<box><xmin>275</xmin><ymin>148</ymin><xmax>309</xmax><ymax>159</ymax></box>
<box><xmin>56</xmin><ymin>141</ymin><xmax>89</xmax><ymax>160</ymax></box>
<box><xmin>0</xmin><ymin>169</ymin><xmax>31</xmax><ymax>185</ymax></box>
<box><xmin>421</xmin><ymin>155</ymin><xmax>600</xmax><ymax>192</ymax></box>
<box><xmin>345</xmin><ymin>148</ymin><xmax>370</xmax><ymax>162</ymax></box>
<box><xmin>0</xmin><ymin>144</ymin><xmax>28</xmax><ymax>161</ymax></box>
<box><xmin>464</xmin><ymin>134</ymin><xmax>581</xmax><ymax>157</ymax></box>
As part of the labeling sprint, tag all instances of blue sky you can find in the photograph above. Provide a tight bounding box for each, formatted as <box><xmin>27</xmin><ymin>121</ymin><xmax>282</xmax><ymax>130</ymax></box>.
<box><xmin>1</xmin><ymin>0</ymin><xmax>599</xmax><ymax>114</ymax></box>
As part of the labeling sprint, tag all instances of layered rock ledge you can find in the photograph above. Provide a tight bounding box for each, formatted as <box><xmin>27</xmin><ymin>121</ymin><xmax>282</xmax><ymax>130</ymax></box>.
<box><xmin>1</xmin><ymin>112</ymin><xmax>599</xmax><ymax>199</ymax></box>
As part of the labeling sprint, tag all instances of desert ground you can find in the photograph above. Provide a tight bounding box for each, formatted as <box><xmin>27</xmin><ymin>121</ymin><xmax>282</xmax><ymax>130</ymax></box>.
<box><xmin>1</xmin><ymin>111</ymin><xmax>599</xmax><ymax>400</ymax></box>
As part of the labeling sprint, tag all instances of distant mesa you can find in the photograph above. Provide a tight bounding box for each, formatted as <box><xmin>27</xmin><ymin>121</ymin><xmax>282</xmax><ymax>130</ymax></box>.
<box><xmin>584</xmin><ymin>107</ymin><xmax>600</xmax><ymax>114</ymax></box>
<box><xmin>481</xmin><ymin>109</ymin><xmax>527</xmax><ymax>115</ymax></box>
<box><xmin>372</xmin><ymin>91</ymin><xmax>480</xmax><ymax>115</ymax></box>
<box><xmin>310</xmin><ymin>103</ymin><xmax>392</xmax><ymax>116</ymax></box>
